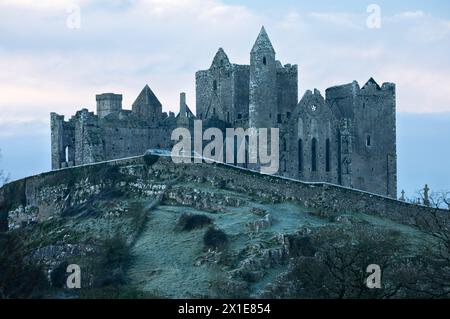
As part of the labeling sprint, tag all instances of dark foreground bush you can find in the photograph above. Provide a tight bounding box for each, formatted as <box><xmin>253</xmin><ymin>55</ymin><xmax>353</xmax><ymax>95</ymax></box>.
<box><xmin>203</xmin><ymin>227</ymin><xmax>228</xmax><ymax>250</ymax></box>
<box><xmin>143</xmin><ymin>151</ymin><xmax>159</xmax><ymax>166</ymax></box>
<box><xmin>101</xmin><ymin>236</ymin><xmax>129</xmax><ymax>268</ymax></box>
<box><xmin>50</xmin><ymin>261</ymin><xmax>69</xmax><ymax>288</ymax></box>
<box><xmin>287</xmin><ymin>235</ymin><xmax>316</xmax><ymax>257</ymax></box>
<box><xmin>80</xmin><ymin>285</ymin><xmax>159</xmax><ymax>299</ymax></box>
<box><xmin>265</xmin><ymin>225</ymin><xmax>450</xmax><ymax>299</ymax></box>
<box><xmin>93</xmin><ymin>235</ymin><xmax>130</xmax><ymax>287</ymax></box>
<box><xmin>0</xmin><ymin>233</ymin><xmax>48</xmax><ymax>298</ymax></box>
<box><xmin>177</xmin><ymin>213</ymin><xmax>212</xmax><ymax>231</ymax></box>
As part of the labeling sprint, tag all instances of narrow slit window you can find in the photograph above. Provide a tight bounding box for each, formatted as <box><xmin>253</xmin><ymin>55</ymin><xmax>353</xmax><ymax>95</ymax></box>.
<box><xmin>65</xmin><ymin>146</ymin><xmax>69</xmax><ymax>162</ymax></box>
<box><xmin>311</xmin><ymin>138</ymin><xmax>317</xmax><ymax>172</ymax></box>
<box><xmin>325</xmin><ymin>138</ymin><xmax>330</xmax><ymax>172</ymax></box>
<box><xmin>298</xmin><ymin>139</ymin><xmax>303</xmax><ymax>171</ymax></box>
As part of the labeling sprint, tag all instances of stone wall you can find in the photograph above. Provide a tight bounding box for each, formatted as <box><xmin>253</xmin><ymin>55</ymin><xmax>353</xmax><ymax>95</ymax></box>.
<box><xmin>50</xmin><ymin>26</ymin><xmax>397</xmax><ymax>200</ymax></box>
<box><xmin>96</xmin><ymin>93</ymin><xmax>122</xmax><ymax>119</ymax></box>
<box><xmin>276</xmin><ymin>63</ymin><xmax>298</xmax><ymax>120</ymax></box>
<box><xmin>249</xmin><ymin>29</ymin><xmax>277</xmax><ymax>129</ymax></box>
<box><xmin>324</xmin><ymin>79</ymin><xmax>397</xmax><ymax>197</ymax></box>
<box><xmin>51</xmin><ymin>90</ymin><xmax>180</xmax><ymax>170</ymax></box>
<box><xmin>195</xmin><ymin>49</ymin><xmax>246</xmax><ymax>124</ymax></box>
<box><xmin>1</xmin><ymin>154</ymin><xmax>447</xmax><ymax>233</ymax></box>
<box><xmin>286</xmin><ymin>90</ymin><xmax>339</xmax><ymax>184</ymax></box>
<box><xmin>232</xmin><ymin>64</ymin><xmax>250</xmax><ymax>122</ymax></box>
<box><xmin>353</xmin><ymin>81</ymin><xmax>397</xmax><ymax>197</ymax></box>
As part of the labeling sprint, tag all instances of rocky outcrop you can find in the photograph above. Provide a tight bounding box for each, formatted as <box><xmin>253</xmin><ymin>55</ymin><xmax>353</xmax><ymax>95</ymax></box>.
<box><xmin>1</xmin><ymin>153</ymin><xmax>449</xmax><ymax>298</ymax></box>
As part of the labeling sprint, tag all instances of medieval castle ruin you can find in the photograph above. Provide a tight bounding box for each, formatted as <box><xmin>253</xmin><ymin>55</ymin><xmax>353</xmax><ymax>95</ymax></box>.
<box><xmin>51</xmin><ymin>27</ymin><xmax>397</xmax><ymax>198</ymax></box>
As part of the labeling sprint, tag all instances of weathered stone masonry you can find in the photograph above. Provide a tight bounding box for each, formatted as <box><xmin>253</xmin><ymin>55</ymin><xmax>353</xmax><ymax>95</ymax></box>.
<box><xmin>0</xmin><ymin>155</ymin><xmax>447</xmax><ymax>233</ymax></box>
<box><xmin>51</xmin><ymin>26</ymin><xmax>397</xmax><ymax>198</ymax></box>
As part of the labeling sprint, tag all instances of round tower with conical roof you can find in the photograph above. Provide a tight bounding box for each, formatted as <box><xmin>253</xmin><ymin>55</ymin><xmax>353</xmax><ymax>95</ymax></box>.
<box><xmin>249</xmin><ymin>26</ymin><xmax>277</xmax><ymax>129</ymax></box>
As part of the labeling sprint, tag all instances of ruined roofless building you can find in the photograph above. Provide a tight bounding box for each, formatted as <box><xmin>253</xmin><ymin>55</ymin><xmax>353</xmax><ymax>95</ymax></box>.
<box><xmin>51</xmin><ymin>26</ymin><xmax>397</xmax><ymax>198</ymax></box>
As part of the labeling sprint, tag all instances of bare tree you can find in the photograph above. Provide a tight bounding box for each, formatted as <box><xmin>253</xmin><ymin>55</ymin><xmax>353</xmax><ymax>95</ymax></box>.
<box><xmin>435</xmin><ymin>191</ymin><xmax>450</xmax><ymax>210</ymax></box>
<box><xmin>414</xmin><ymin>186</ymin><xmax>450</xmax><ymax>210</ymax></box>
<box><xmin>281</xmin><ymin>225</ymin><xmax>412</xmax><ymax>299</ymax></box>
<box><xmin>424</xmin><ymin>191</ymin><xmax>450</xmax><ymax>210</ymax></box>
<box><xmin>0</xmin><ymin>148</ymin><xmax>10</xmax><ymax>186</ymax></box>
<box><xmin>411</xmin><ymin>211</ymin><xmax>450</xmax><ymax>297</ymax></box>
<box><xmin>274</xmin><ymin>221</ymin><xmax>450</xmax><ymax>299</ymax></box>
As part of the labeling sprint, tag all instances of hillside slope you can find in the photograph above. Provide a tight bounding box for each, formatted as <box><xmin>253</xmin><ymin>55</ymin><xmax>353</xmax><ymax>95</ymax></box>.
<box><xmin>0</xmin><ymin>153</ymin><xmax>449</xmax><ymax>298</ymax></box>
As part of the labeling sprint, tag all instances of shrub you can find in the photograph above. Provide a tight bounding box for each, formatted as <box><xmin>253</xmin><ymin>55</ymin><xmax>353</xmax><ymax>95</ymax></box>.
<box><xmin>203</xmin><ymin>227</ymin><xmax>228</xmax><ymax>250</ymax></box>
<box><xmin>211</xmin><ymin>276</ymin><xmax>249</xmax><ymax>298</ymax></box>
<box><xmin>283</xmin><ymin>225</ymin><xmax>410</xmax><ymax>299</ymax></box>
<box><xmin>287</xmin><ymin>235</ymin><xmax>316</xmax><ymax>257</ymax></box>
<box><xmin>50</xmin><ymin>261</ymin><xmax>69</xmax><ymax>288</ymax></box>
<box><xmin>94</xmin><ymin>269</ymin><xmax>126</xmax><ymax>288</ymax></box>
<box><xmin>177</xmin><ymin>213</ymin><xmax>212</xmax><ymax>231</ymax></box>
<box><xmin>80</xmin><ymin>285</ymin><xmax>159</xmax><ymax>299</ymax></box>
<box><xmin>0</xmin><ymin>233</ymin><xmax>48</xmax><ymax>298</ymax></box>
<box><xmin>101</xmin><ymin>236</ymin><xmax>129</xmax><ymax>269</ymax></box>
<box><xmin>387</xmin><ymin>228</ymin><xmax>402</xmax><ymax>238</ymax></box>
<box><xmin>143</xmin><ymin>151</ymin><xmax>159</xmax><ymax>166</ymax></box>
<box><xmin>93</xmin><ymin>235</ymin><xmax>130</xmax><ymax>288</ymax></box>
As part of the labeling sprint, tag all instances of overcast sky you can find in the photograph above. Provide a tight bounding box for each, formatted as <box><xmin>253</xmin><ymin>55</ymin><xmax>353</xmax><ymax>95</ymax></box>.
<box><xmin>0</xmin><ymin>0</ymin><xmax>449</xmax><ymax>196</ymax></box>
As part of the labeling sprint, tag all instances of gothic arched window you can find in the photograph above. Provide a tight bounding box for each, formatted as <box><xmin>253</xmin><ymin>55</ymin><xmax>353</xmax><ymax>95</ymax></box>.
<box><xmin>298</xmin><ymin>139</ymin><xmax>303</xmax><ymax>171</ymax></box>
<box><xmin>263</xmin><ymin>56</ymin><xmax>267</xmax><ymax>65</ymax></box>
<box><xmin>65</xmin><ymin>146</ymin><xmax>69</xmax><ymax>163</ymax></box>
<box><xmin>311</xmin><ymin>138</ymin><xmax>317</xmax><ymax>172</ymax></box>
<box><xmin>325</xmin><ymin>138</ymin><xmax>330</xmax><ymax>172</ymax></box>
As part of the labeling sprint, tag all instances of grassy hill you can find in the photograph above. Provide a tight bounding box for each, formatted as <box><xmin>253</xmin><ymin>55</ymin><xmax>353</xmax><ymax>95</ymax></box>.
<box><xmin>0</xmin><ymin>153</ymin><xmax>449</xmax><ymax>298</ymax></box>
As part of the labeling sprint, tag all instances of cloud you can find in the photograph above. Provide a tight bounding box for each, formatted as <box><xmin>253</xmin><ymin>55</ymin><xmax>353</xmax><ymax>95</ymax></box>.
<box><xmin>379</xmin><ymin>65</ymin><xmax>450</xmax><ymax>113</ymax></box>
<box><xmin>1</xmin><ymin>1</ymin><xmax>449</xmax><ymax>192</ymax></box>
<box><xmin>0</xmin><ymin>0</ymin><xmax>92</xmax><ymax>11</ymax></box>
<box><xmin>387</xmin><ymin>10</ymin><xmax>450</xmax><ymax>42</ymax></box>
<box><xmin>0</xmin><ymin>0</ymin><xmax>261</xmax><ymax>121</ymax></box>
<box><xmin>309</xmin><ymin>12</ymin><xmax>363</xmax><ymax>29</ymax></box>
<box><xmin>0</xmin><ymin>0</ymin><xmax>450</xmax><ymax>142</ymax></box>
<box><xmin>411</xmin><ymin>19</ymin><xmax>450</xmax><ymax>42</ymax></box>
<box><xmin>392</xmin><ymin>10</ymin><xmax>425</xmax><ymax>20</ymax></box>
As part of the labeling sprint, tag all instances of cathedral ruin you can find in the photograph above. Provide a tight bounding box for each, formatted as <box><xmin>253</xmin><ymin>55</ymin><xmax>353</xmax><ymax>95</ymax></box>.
<box><xmin>51</xmin><ymin>26</ymin><xmax>397</xmax><ymax>198</ymax></box>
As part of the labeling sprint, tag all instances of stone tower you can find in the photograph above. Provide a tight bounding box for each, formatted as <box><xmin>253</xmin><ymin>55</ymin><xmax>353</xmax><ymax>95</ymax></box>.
<box><xmin>96</xmin><ymin>93</ymin><xmax>122</xmax><ymax>118</ymax></box>
<box><xmin>249</xmin><ymin>26</ymin><xmax>277</xmax><ymax>129</ymax></box>
<box><xmin>51</xmin><ymin>26</ymin><xmax>396</xmax><ymax>198</ymax></box>
<box><xmin>132</xmin><ymin>84</ymin><xmax>163</xmax><ymax>123</ymax></box>
<box><xmin>195</xmin><ymin>48</ymin><xmax>235</xmax><ymax>124</ymax></box>
<box><xmin>353</xmin><ymin>79</ymin><xmax>397</xmax><ymax>197</ymax></box>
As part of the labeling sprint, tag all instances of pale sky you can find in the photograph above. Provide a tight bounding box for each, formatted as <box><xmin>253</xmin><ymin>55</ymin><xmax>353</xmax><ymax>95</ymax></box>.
<box><xmin>0</xmin><ymin>0</ymin><xmax>449</xmax><ymax>196</ymax></box>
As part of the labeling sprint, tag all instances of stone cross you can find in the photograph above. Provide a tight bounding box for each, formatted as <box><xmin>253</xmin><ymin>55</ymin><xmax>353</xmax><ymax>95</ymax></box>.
<box><xmin>423</xmin><ymin>184</ymin><xmax>430</xmax><ymax>207</ymax></box>
<box><xmin>399</xmin><ymin>190</ymin><xmax>405</xmax><ymax>201</ymax></box>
